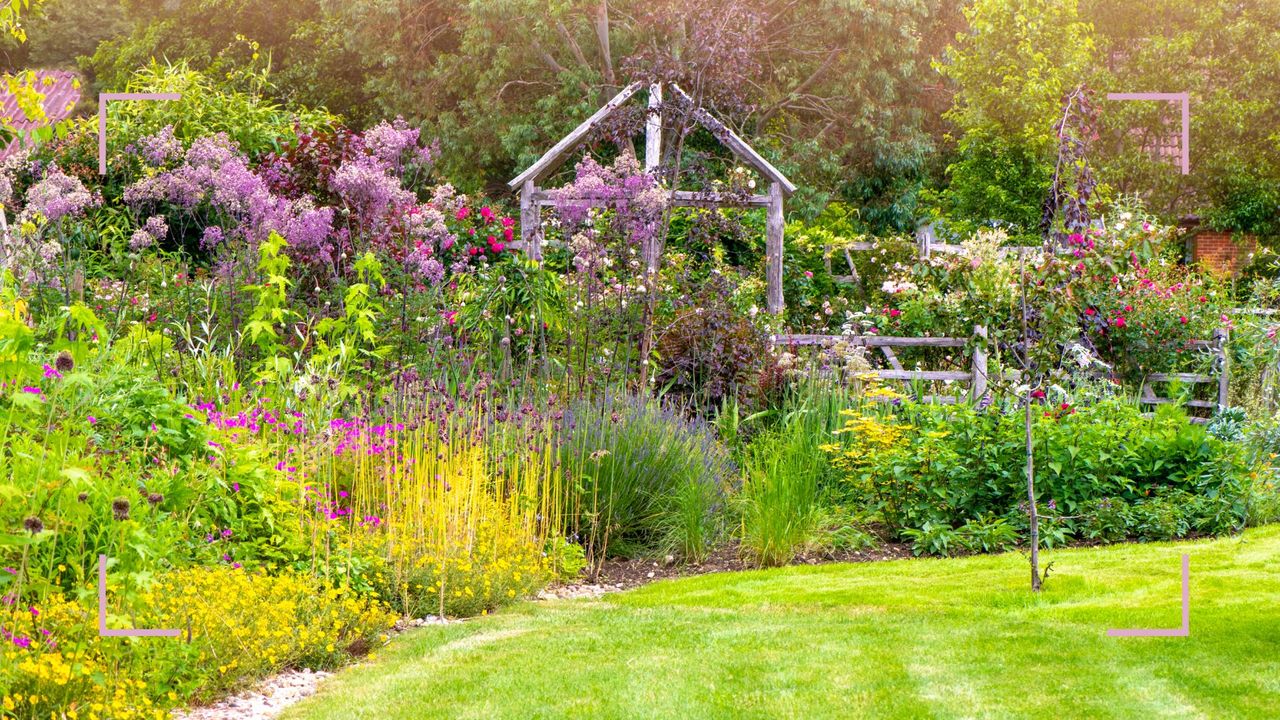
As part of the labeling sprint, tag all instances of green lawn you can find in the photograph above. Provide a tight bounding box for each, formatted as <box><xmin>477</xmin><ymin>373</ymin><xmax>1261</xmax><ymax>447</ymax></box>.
<box><xmin>284</xmin><ymin>527</ymin><xmax>1280</xmax><ymax>719</ymax></box>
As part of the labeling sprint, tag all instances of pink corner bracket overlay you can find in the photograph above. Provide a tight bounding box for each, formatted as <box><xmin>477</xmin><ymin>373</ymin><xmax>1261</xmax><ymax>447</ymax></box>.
<box><xmin>1106</xmin><ymin>554</ymin><xmax>1190</xmax><ymax>638</ymax></box>
<box><xmin>1105</xmin><ymin>92</ymin><xmax>1190</xmax><ymax>175</ymax></box>
<box><xmin>97</xmin><ymin>92</ymin><xmax>181</xmax><ymax>175</ymax></box>
<box><xmin>98</xmin><ymin>554</ymin><xmax>181</xmax><ymax>638</ymax></box>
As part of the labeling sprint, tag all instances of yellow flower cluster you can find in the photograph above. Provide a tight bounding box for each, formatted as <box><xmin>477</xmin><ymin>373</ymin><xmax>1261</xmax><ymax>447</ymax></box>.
<box><xmin>137</xmin><ymin>567</ymin><xmax>396</xmax><ymax>702</ymax></box>
<box><xmin>821</xmin><ymin>409</ymin><xmax>913</xmax><ymax>471</ymax></box>
<box><xmin>0</xmin><ymin>596</ymin><xmax>163</xmax><ymax>720</ymax></box>
<box><xmin>384</xmin><ymin>498</ymin><xmax>553</xmax><ymax>619</ymax></box>
<box><xmin>0</xmin><ymin>567</ymin><xmax>395</xmax><ymax>718</ymax></box>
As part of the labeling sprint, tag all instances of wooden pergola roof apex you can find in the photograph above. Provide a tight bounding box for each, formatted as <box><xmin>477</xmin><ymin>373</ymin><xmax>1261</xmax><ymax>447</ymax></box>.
<box><xmin>507</xmin><ymin>81</ymin><xmax>795</xmax><ymax>196</ymax></box>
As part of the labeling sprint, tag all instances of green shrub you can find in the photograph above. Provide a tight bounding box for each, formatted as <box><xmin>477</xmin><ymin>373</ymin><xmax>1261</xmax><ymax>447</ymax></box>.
<box><xmin>825</xmin><ymin>396</ymin><xmax>1250</xmax><ymax>548</ymax></box>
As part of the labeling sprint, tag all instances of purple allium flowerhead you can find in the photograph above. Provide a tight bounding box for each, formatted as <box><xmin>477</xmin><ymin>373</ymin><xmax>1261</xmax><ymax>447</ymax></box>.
<box><xmin>20</xmin><ymin>165</ymin><xmax>99</xmax><ymax>223</ymax></box>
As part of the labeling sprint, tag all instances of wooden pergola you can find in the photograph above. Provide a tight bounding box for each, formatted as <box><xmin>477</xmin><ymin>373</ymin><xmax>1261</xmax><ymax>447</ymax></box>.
<box><xmin>508</xmin><ymin>83</ymin><xmax>796</xmax><ymax>313</ymax></box>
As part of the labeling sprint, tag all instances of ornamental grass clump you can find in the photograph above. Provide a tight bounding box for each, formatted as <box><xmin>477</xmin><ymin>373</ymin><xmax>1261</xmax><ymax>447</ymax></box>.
<box><xmin>561</xmin><ymin>394</ymin><xmax>732</xmax><ymax>573</ymax></box>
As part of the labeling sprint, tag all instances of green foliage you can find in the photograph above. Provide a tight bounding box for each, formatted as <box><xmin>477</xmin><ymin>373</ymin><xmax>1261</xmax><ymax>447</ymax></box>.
<box><xmin>738</xmin><ymin>422</ymin><xmax>824</xmax><ymax>567</ymax></box>
<box><xmin>825</xmin><ymin>396</ymin><xmax>1251</xmax><ymax>553</ymax></box>
<box><xmin>1085</xmin><ymin>0</ymin><xmax>1280</xmax><ymax>238</ymax></box>
<box><xmin>314</xmin><ymin>252</ymin><xmax>389</xmax><ymax>375</ymax></box>
<box><xmin>561</xmin><ymin>394</ymin><xmax>731</xmax><ymax>569</ymax></box>
<box><xmin>244</xmin><ymin>231</ymin><xmax>297</xmax><ymax>379</ymax></box>
<box><xmin>106</xmin><ymin>59</ymin><xmax>337</xmax><ymax>160</ymax></box>
<box><xmin>935</xmin><ymin>0</ymin><xmax>1096</xmax><ymax>237</ymax></box>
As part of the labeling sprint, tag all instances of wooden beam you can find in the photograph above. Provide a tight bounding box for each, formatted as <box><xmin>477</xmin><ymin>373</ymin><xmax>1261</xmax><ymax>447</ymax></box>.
<box><xmin>770</xmin><ymin>334</ymin><xmax>967</xmax><ymax>348</ymax></box>
<box><xmin>1145</xmin><ymin>373</ymin><xmax>1215</xmax><ymax>384</ymax></box>
<box><xmin>528</xmin><ymin>189</ymin><xmax>772</xmax><ymax>208</ymax></box>
<box><xmin>766</xmin><ymin>181</ymin><xmax>785</xmax><ymax>314</ymax></box>
<box><xmin>645</xmin><ymin>83</ymin><xmax>662</xmax><ymax>172</ymax></box>
<box><xmin>669</xmin><ymin>84</ymin><xmax>797</xmax><ymax>196</ymax></box>
<box><xmin>508</xmin><ymin>82</ymin><xmax>642</xmax><ymax>190</ymax></box>
<box><xmin>876</xmin><ymin>370</ymin><xmax>973</xmax><ymax>382</ymax></box>
<box><xmin>1216</xmin><ymin>327</ymin><xmax>1230</xmax><ymax>408</ymax></box>
<box><xmin>519</xmin><ymin>181</ymin><xmax>542</xmax><ymax>260</ymax></box>
<box><xmin>971</xmin><ymin>325</ymin><xmax>988</xmax><ymax>402</ymax></box>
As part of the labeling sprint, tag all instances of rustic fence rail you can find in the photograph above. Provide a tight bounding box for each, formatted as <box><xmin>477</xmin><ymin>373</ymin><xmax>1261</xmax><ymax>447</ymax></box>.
<box><xmin>1138</xmin><ymin>328</ymin><xmax>1229</xmax><ymax>421</ymax></box>
<box><xmin>773</xmin><ymin>325</ymin><xmax>1233</xmax><ymax>418</ymax></box>
<box><xmin>770</xmin><ymin>325</ymin><xmax>988</xmax><ymax>404</ymax></box>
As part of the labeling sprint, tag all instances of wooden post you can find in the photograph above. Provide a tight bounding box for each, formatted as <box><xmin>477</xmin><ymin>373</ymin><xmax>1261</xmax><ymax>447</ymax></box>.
<box><xmin>645</xmin><ymin>84</ymin><xmax>662</xmax><ymax>172</ymax></box>
<box><xmin>520</xmin><ymin>180</ymin><xmax>542</xmax><ymax>261</ymax></box>
<box><xmin>971</xmin><ymin>324</ymin><xmax>988</xmax><ymax>403</ymax></box>
<box><xmin>1215</xmin><ymin>327</ymin><xmax>1230</xmax><ymax>408</ymax></box>
<box><xmin>766</xmin><ymin>181</ymin><xmax>785</xmax><ymax>314</ymax></box>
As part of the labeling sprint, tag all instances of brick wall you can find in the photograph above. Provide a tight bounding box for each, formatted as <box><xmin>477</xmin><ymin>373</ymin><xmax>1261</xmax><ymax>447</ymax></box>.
<box><xmin>1188</xmin><ymin>231</ymin><xmax>1256</xmax><ymax>275</ymax></box>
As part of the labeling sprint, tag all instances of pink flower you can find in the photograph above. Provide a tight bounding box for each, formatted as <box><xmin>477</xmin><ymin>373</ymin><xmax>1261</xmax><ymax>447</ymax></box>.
<box><xmin>501</xmin><ymin>216</ymin><xmax>515</xmax><ymax>228</ymax></box>
<box><xmin>480</xmin><ymin>206</ymin><xmax>494</xmax><ymax>222</ymax></box>
<box><xmin>1113</xmin><ymin>317</ymin><xmax>1127</xmax><ymax>328</ymax></box>
<box><xmin>491</xmin><ymin>242</ymin><xmax>505</xmax><ymax>253</ymax></box>
<box><xmin>456</xmin><ymin>207</ymin><xmax>470</xmax><ymax>221</ymax></box>
<box><xmin>888</xmin><ymin>308</ymin><xmax>901</xmax><ymax>318</ymax></box>
<box><xmin>1179</xmin><ymin>316</ymin><xmax>1188</xmax><ymax>324</ymax></box>
<box><xmin>803</xmin><ymin>270</ymin><xmax>813</xmax><ymax>279</ymax></box>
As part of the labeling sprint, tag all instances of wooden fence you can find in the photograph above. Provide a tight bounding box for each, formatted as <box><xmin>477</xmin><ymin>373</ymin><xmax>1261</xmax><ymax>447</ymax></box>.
<box><xmin>770</xmin><ymin>325</ymin><xmax>988</xmax><ymax>404</ymax></box>
<box><xmin>772</xmin><ymin>325</ymin><xmax>1234</xmax><ymax>419</ymax></box>
<box><xmin>1137</xmin><ymin>328</ymin><xmax>1230</xmax><ymax>422</ymax></box>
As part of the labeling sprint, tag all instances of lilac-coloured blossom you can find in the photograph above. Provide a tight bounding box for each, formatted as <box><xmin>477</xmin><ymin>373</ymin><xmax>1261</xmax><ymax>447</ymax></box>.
<box><xmin>331</xmin><ymin>155</ymin><xmax>413</xmax><ymax>226</ymax></box>
<box><xmin>362</xmin><ymin>118</ymin><xmax>436</xmax><ymax>171</ymax></box>
<box><xmin>137</xmin><ymin>125</ymin><xmax>183</xmax><ymax>166</ymax></box>
<box><xmin>20</xmin><ymin>166</ymin><xmax>99</xmax><ymax>223</ymax></box>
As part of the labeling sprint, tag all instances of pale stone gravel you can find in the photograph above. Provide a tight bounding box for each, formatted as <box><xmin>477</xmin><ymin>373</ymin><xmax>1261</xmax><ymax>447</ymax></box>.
<box><xmin>172</xmin><ymin>616</ymin><xmax>453</xmax><ymax>720</ymax></box>
<box><xmin>536</xmin><ymin>583</ymin><xmax>625</xmax><ymax>600</ymax></box>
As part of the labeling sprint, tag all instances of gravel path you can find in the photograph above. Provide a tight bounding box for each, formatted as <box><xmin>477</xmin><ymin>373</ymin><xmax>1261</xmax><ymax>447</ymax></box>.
<box><xmin>171</xmin><ymin>668</ymin><xmax>332</xmax><ymax>720</ymax></box>
<box><xmin>172</xmin><ymin>617</ymin><xmax>451</xmax><ymax>720</ymax></box>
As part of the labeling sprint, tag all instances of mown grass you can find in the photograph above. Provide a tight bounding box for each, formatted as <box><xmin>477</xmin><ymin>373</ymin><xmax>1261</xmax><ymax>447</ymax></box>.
<box><xmin>284</xmin><ymin>526</ymin><xmax>1280</xmax><ymax>720</ymax></box>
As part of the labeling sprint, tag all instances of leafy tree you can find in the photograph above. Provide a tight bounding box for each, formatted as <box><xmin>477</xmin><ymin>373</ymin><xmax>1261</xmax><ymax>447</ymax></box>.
<box><xmin>0</xmin><ymin>0</ymin><xmax>124</xmax><ymax>71</ymax></box>
<box><xmin>934</xmin><ymin>0</ymin><xmax>1095</xmax><ymax>240</ymax></box>
<box><xmin>1084</xmin><ymin>0</ymin><xmax>1280</xmax><ymax>239</ymax></box>
<box><xmin>85</xmin><ymin>0</ymin><xmax>370</xmax><ymax>116</ymax></box>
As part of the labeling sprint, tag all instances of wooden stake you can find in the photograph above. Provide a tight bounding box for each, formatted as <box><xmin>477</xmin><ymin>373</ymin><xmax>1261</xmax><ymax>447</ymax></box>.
<box><xmin>520</xmin><ymin>180</ymin><xmax>542</xmax><ymax>261</ymax></box>
<box><xmin>766</xmin><ymin>182</ymin><xmax>785</xmax><ymax>314</ymax></box>
<box><xmin>1021</xmin><ymin>250</ymin><xmax>1041</xmax><ymax>592</ymax></box>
